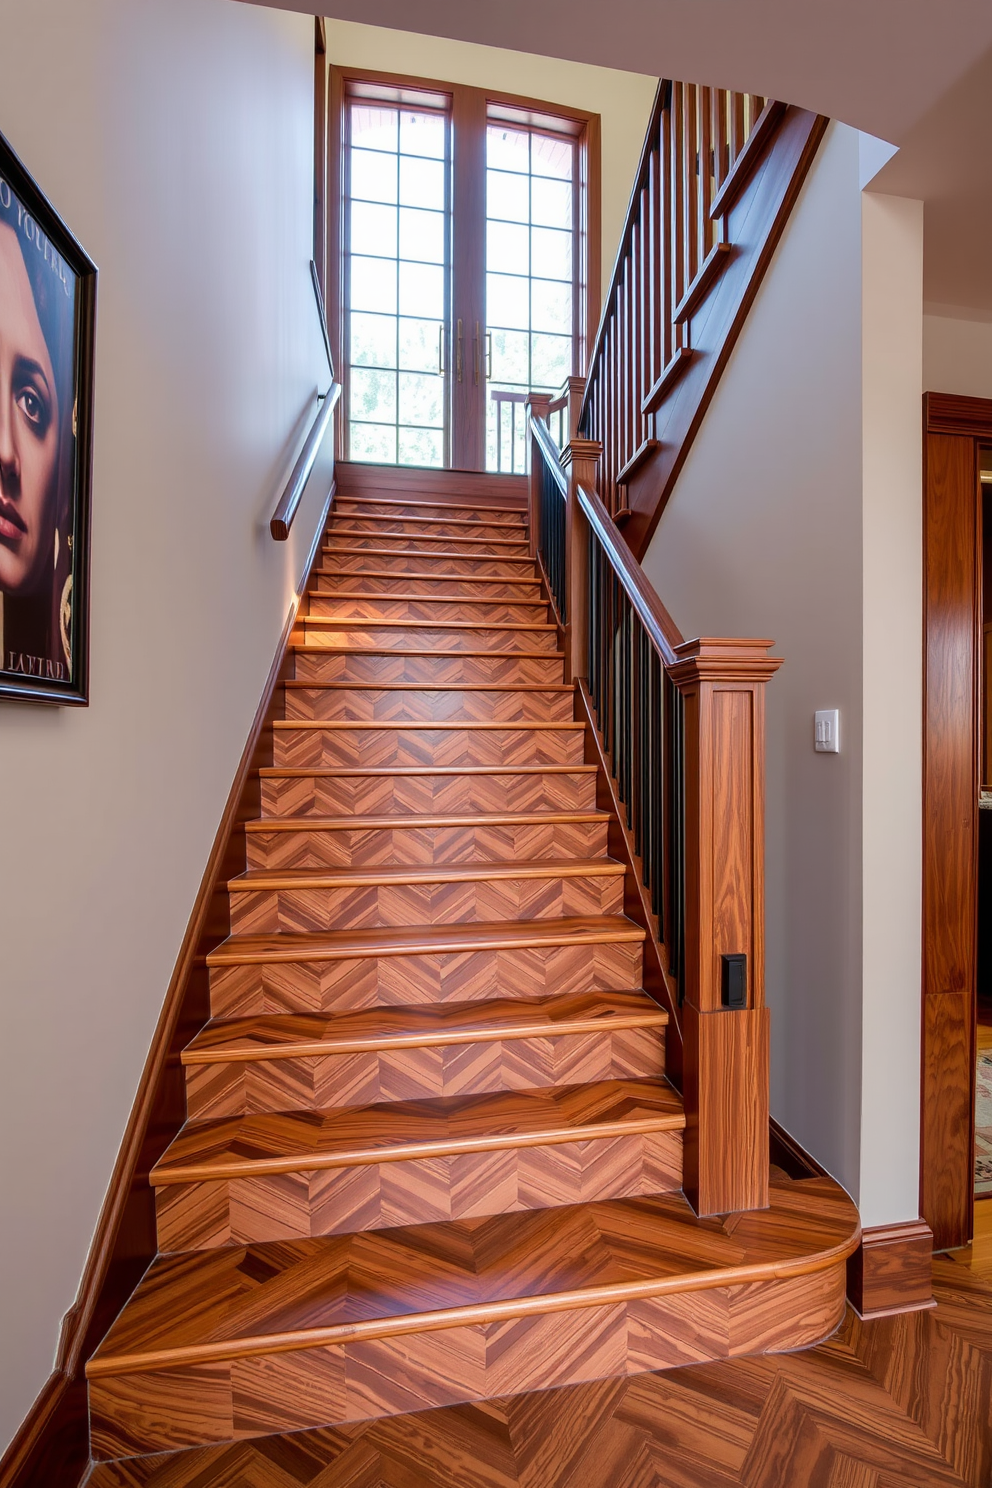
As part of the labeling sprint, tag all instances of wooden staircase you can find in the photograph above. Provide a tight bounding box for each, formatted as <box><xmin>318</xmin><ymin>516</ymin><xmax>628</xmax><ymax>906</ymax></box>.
<box><xmin>83</xmin><ymin>477</ymin><xmax>858</xmax><ymax>1466</ymax></box>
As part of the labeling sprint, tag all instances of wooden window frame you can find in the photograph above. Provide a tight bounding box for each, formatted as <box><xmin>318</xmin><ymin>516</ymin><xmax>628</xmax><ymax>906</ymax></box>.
<box><xmin>325</xmin><ymin>64</ymin><xmax>601</xmax><ymax>468</ymax></box>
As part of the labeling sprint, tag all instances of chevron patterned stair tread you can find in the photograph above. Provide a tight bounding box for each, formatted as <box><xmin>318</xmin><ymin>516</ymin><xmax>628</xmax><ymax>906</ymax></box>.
<box><xmin>207</xmin><ymin>915</ymin><xmax>646</xmax><ymax>967</ymax></box>
<box><xmin>149</xmin><ymin>1078</ymin><xmax>685</xmax><ymax>1183</ymax></box>
<box><xmin>303</xmin><ymin>619</ymin><xmax>556</xmax><ymax>633</ymax></box>
<box><xmin>306</xmin><ymin>586</ymin><xmax>547</xmax><ymax>598</ymax></box>
<box><xmin>182</xmin><ymin>991</ymin><xmax>669</xmax><ymax>1064</ymax></box>
<box><xmin>331</xmin><ymin>506</ymin><xmax>526</xmax><ymax>523</ymax></box>
<box><xmin>87</xmin><ymin>1175</ymin><xmax>860</xmax><ymax>1379</ymax></box>
<box><xmin>326</xmin><ymin>535</ymin><xmax>530</xmax><ymax>551</ymax></box>
<box><xmin>272</xmin><ymin>719</ymin><xmax>583</xmax><ymax>730</ymax></box>
<box><xmin>228</xmin><ymin>860</ymin><xmax>624</xmax><ymax>894</ymax></box>
<box><xmin>291</xmin><ymin>646</ymin><xmax>566</xmax><ymax>658</ymax></box>
<box><xmin>260</xmin><ymin>765</ymin><xmax>596</xmax><ymax>778</ymax></box>
<box><xmin>319</xmin><ymin>549</ymin><xmax>534</xmax><ymax>565</ymax></box>
<box><xmin>283</xmin><ymin>682</ymin><xmax>571</xmax><ymax>691</ymax></box>
<box><xmin>245</xmin><ymin>810</ymin><xmax>610</xmax><ymax>833</ymax></box>
<box><xmin>313</xmin><ymin>571</ymin><xmax>542</xmax><ymax>590</ymax></box>
<box><xmin>334</xmin><ymin>495</ymin><xmax>527</xmax><ymax>517</ymax></box>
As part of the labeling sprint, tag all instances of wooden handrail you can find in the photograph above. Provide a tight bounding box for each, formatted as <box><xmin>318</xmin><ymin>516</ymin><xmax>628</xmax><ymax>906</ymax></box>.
<box><xmin>270</xmin><ymin>382</ymin><xmax>341</xmax><ymax>541</ymax></box>
<box><xmin>310</xmin><ymin>258</ymin><xmax>334</xmax><ymax>381</ymax></box>
<box><xmin>575</xmin><ymin>481</ymin><xmax>682</xmax><ymax>664</ymax></box>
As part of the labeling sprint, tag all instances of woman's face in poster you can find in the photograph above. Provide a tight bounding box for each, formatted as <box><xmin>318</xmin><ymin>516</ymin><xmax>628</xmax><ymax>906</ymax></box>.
<box><xmin>0</xmin><ymin>221</ymin><xmax>59</xmax><ymax>596</ymax></box>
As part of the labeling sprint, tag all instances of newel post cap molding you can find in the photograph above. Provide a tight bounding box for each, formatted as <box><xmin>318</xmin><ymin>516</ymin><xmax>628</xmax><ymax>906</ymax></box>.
<box><xmin>560</xmin><ymin>437</ymin><xmax>602</xmax><ymax>472</ymax></box>
<box><xmin>525</xmin><ymin>392</ymin><xmax>553</xmax><ymax>418</ymax></box>
<box><xmin>668</xmin><ymin>637</ymin><xmax>784</xmax><ymax>687</ymax></box>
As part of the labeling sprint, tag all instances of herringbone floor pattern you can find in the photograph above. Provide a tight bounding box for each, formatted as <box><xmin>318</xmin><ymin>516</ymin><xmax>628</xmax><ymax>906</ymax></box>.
<box><xmin>84</xmin><ymin>1209</ymin><xmax>992</xmax><ymax>1487</ymax></box>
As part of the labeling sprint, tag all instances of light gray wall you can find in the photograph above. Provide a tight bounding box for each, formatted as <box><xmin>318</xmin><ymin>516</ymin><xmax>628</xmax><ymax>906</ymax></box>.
<box><xmin>0</xmin><ymin>0</ymin><xmax>328</xmax><ymax>1450</ymax></box>
<box><xmin>642</xmin><ymin>123</ymin><xmax>867</xmax><ymax>1197</ymax></box>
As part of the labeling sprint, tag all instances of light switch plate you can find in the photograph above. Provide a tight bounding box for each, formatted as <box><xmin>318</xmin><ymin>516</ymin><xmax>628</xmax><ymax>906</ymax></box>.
<box><xmin>814</xmin><ymin>709</ymin><xmax>840</xmax><ymax>753</ymax></box>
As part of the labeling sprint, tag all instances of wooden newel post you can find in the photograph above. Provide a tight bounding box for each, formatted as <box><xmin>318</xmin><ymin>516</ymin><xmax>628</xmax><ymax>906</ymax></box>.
<box><xmin>667</xmin><ymin>637</ymin><xmax>784</xmax><ymax>1216</ymax></box>
<box><xmin>560</xmin><ymin>436</ymin><xmax>600</xmax><ymax>682</ymax></box>
<box><xmin>526</xmin><ymin>394</ymin><xmax>552</xmax><ymax>560</ymax></box>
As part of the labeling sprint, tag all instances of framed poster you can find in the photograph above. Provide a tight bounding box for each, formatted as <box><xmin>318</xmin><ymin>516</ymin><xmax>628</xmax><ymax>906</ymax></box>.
<box><xmin>0</xmin><ymin>129</ymin><xmax>96</xmax><ymax>705</ymax></box>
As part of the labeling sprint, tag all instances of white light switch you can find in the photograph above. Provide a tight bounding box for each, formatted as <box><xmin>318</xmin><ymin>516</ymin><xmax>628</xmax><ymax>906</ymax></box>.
<box><xmin>814</xmin><ymin>709</ymin><xmax>840</xmax><ymax>753</ymax></box>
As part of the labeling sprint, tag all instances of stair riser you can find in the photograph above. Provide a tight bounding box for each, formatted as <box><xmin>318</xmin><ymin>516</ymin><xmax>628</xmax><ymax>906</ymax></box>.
<box><xmin>300</xmin><ymin>626</ymin><xmax>558</xmax><ymax>654</ymax></box>
<box><xmin>324</xmin><ymin>536</ymin><xmax>531</xmax><ymax>558</ymax></box>
<box><xmin>228</xmin><ymin>874</ymin><xmax>625</xmax><ymax>934</ymax></box>
<box><xmin>306</xmin><ymin>597</ymin><xmax>549</xmax><ymax>623</ymax></box>
<box><xmin>312</xmin><ymin>575</ymin><xmax>541</xmax><ymax>599</ymax></box>
<box><xmin>283</xmin><ymin>687</ymin><xmax>574</xmax><ymax>723</ymax></box>
<box><xmin>291</xmin><ymin>653</ymin><xmax>565</xmax><ymax>685</ymax></box>
<box><xmin>87</xmin><ymin>1268</ymin><xmax>843</xmax><ymax>1460</ymax></box>
<box><xmin>260</xmin><ymin>771</ymin><xmax>598</xmax><ymax>818</ymax></box>
<box><xmin>245</xmin><ymin>821</ymin><xmax>609</xmax><ymax>870</ymax></box>
<box><xmin>333</xmin><ymin>499</ymin><xmax>526</xmax><ymax>525</ymax></box>
<box><xmin>318</xmin><ymin>554</ymin><xmax>535</xmax><ymax>577</ymax></box>
<box><xmin>184</xmin><ymin>1025</ymin><xmax>665</xmax><ymax>1119</ymax></box>
<box><xmin>153</xmin><ymin>1127</ymin><xmax>683</xmax><ymax>1252</ymax></box>
<box><xmin>208</xmin><ymin>941</ymin><xmax>645</xmax><ymax>1018</ymax></box>
<box><xmin>330</xmin><ymin>520</ymin><xmax>525</xmax><ymax>541</ymax></box>
<box><xmin>271</xmin><ymin>728</ymin><xmax>585</xmax><ymax>770</ymax></box>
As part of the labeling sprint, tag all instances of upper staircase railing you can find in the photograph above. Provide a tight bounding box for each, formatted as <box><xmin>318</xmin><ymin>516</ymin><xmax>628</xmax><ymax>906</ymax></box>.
<box><xmin>530</xmin><ymin>376</ymin><xmax>782</xmax><ymax>1219</ymax></box>
<box><xmin>579</xmin><ymin>80</ymin><xmax>827</xmax><ymax>558</ymax></box>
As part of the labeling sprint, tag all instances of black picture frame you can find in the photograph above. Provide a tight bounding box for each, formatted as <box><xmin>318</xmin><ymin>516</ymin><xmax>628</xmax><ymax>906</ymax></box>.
<box><xmin>0</xmin><ymin>128</ymin><xmax>96</xmax><ymax>705</ymax></box>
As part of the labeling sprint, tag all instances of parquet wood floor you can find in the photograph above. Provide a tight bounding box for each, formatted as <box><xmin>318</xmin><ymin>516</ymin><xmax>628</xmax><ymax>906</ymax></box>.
<box><xmin>83</xmin><ymin>1203</ymin><xmax>992</xmax><ymax>1487</ymax></box>
<box><xmin>84</xmin><ymin>486</ymin><xmax>862</xmax><ymax>1467</ymax></box>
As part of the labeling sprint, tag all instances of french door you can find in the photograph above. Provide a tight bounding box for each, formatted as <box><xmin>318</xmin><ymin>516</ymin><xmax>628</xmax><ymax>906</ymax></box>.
<box><xmin>327</xmin><ymin>69</ymin><xmax>600</xmax><ymax>474</ymax></box>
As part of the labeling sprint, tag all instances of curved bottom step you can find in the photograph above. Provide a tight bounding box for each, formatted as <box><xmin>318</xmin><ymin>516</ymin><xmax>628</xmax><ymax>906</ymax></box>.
<box><xmin>86</xmin><ymin>1169</ymin><xmax>859</xmax><ymax>1461</ymax></box>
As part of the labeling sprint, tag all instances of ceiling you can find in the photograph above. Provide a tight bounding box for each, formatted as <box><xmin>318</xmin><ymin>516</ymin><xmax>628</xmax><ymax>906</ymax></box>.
<box><xmin>242</xmin><ymin>0</ymin><xmax>992</xmax><ymax>311</ymax></box>
<box><xmin>243</xmin><ymin>0</ymin><xmax>992</xmax><ymax>145</ymax></box>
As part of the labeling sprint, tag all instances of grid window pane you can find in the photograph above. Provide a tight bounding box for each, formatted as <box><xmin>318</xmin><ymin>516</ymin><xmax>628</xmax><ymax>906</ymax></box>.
<box><xmin>487</xmin><ymin>220</ymin><xmax>529</xmax><ymax>277</ymax></box>
<box><xmin>532</xmin><ymin>133</ymin><xmax>573</xmax><ymax>179</ymax></box>
<box><xmin>351</xmin><ymin>367</ymin><xmax>397</xmax><ymax>423</ymax></box>
<box><xmin>399</xmin><ymin>317</ymin><xmax>441</xmax><ymax>373</ymax></box>
<box><xmin>351</xmin><ymin>149</ymin><xmax>398</xmax><ymax>205</ymax></box>
<box><xmin>531</xmin><ymin>278</ymin><xmax>572</xmax><ymax>334</ymax></box>
<box><xmin>399</xmin><ymin>426</ymin><xmax>444</xmax><ymax>466</ymax></box>
<box><xmin>399</xmin><ymin>206</ymin><xmax>445</xmax><ymax>265</ymax></box>
<box><xmin>487</xmin><ymin>126</ymin><xmax>530</xmax><ymax>172</ymax></box>
<box><xmin>399</xmin><ymin>371</ymin><xmax>444</xmax><ymax>428</ymax></box>
<box><xmin>399</xmin><ymin>260</ymin><xmax>444</xmax><ymax>319</ymax></box>
<box><xmin>346</xmin><ymin>99</ymin><xmax>449</xmax><ymax>465</ymax></box>
<box><xmin>531</xmin><ymin>178</ymin><xmax>572</xmax><ymax>230</ymax></box>
<box><xmin>531</xmin><ymin>226</ymin><xmax>571</xmax><ymax>281</ymax></box>
<box><xmin>351</xmin><ymin>107</ymin><xmax>398</xmax><ymax>150</ymax></box>
<box><xmin>531</xmin><ymin>332</ymin><xmax>572</xmax><ymax>387</ymax></box>
<box><xmin>350</xmin><ymin>312</ymin><xmax>396</xmax><ymax>369</ymax></box>
<box><xmin>400</xmin><ymin>155</ymin><xmax>444</xmax><ymax>208</ymax></box>
<box><xmin>487</xmin><ymin>170</ymin><xmax>529</xmax><ymax>223</ymax></box>
<box><xmin>350</xmin><ymin>256</ymin><xmax>397</xmax><ymax>315</ymax></box>
<box><xmin>400</xmin><ymin>110</ymin><xmax>446</xmax><ymax>159</ymax></box>
<box><xmin>351</xmin><ymin>202</ymin><xmax>397</xmax><ymax>258</ymax></box>
<box><xmin>351</xmin><ymin>421</ymin><xmax>397</xmax><ymax>462</ymax></box>
<box><xmin>490</xmin><ymin>328</ymin><xmax>530</xmax><ymax>384</ymax></box>
<box><xmin>487</xmin><ymin>273</ymin><xmax>530</xmax><ymax>330</ymax></box>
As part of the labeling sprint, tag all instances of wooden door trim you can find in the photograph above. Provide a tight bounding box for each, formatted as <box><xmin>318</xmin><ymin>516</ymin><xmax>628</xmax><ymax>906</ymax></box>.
<box><xmin>921</xmin><ymin>391</ymin><xmax>982</xmax><ymax>1251</ymax></box>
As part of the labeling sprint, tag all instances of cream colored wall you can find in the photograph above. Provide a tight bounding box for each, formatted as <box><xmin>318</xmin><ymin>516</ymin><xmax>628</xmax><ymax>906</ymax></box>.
<box><xmin>860</xmin><ymin>190</ymin><xmax>923</xmax><ymax>1229</ymax></box>
<box><xmin>642</xmin><ymin>123</ymin><xmax>925</xmax><ymax>1227</ymax></box>
<box><xmin>323</xmin><ymin>18</ymin><xmax>660</xmax><ymax>303</ymax></box>
<box><xmin>0</xmin><ymin>0</ymin><xmax>330</xmax><ymax>1452</ymax></box>
<box><xmin>923</xmin><ymin>310</ymin><xmax>992</xmax><ymax>397</ymax></box>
